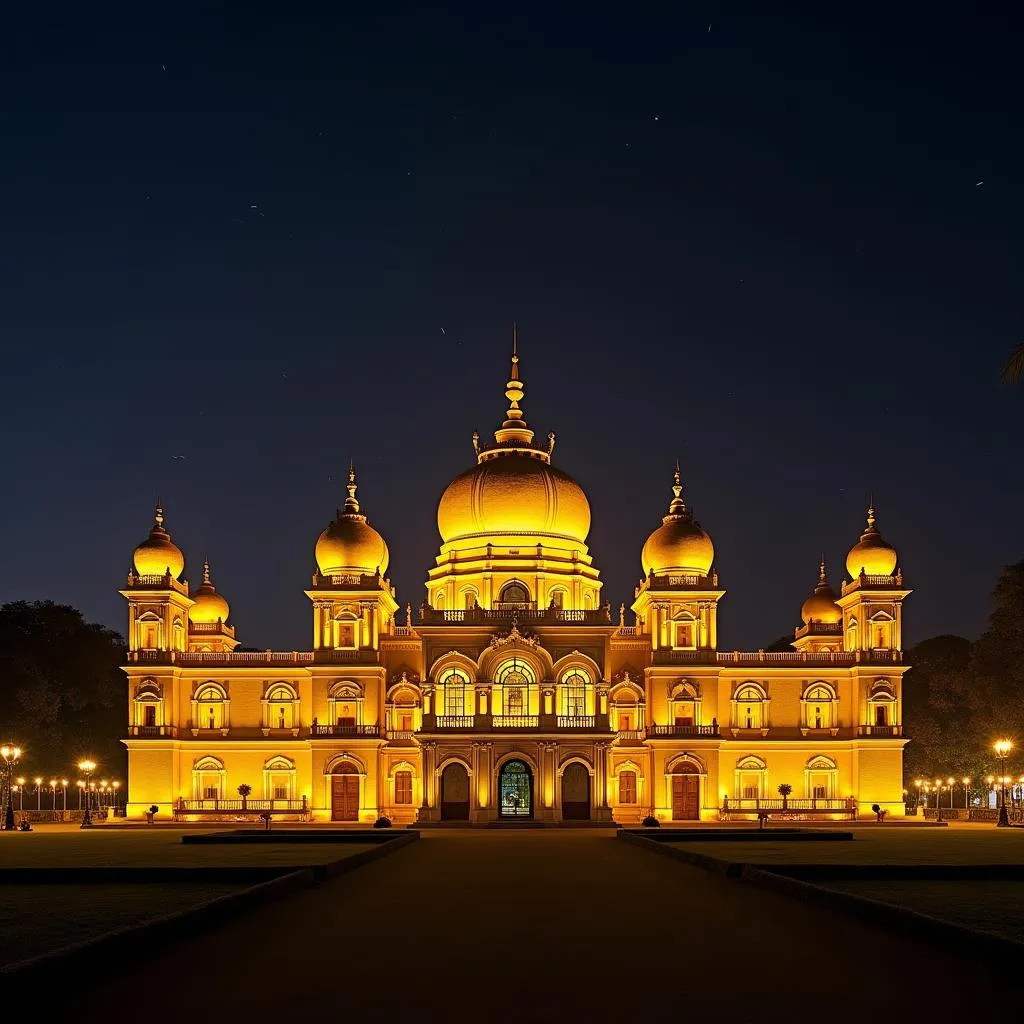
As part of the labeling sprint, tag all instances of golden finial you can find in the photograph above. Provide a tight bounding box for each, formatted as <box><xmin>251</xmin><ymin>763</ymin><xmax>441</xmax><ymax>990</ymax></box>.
<box><xmin>667</xmin><ymin>461</ymin><xmax>687</xmax><ymax>516</ymax></box>
<box><xmin>154</xmin><ymin>501</ymin><xmax>164</xmax><ymax>529</ymax></box>
<box><xmin>202</xmin><ymin>558</ymin><xmax>211</xmax><ymax>585</ymax></box>
<box><xmin>511</xmin><ymin>322</ymin><xmax>519</xmax><ymax>381</ymax></box>
<box><xmin>818</xmin><ymin>555</ymin><xmax>827</xmax><ymax>585</ymax></box>
<box><xmin>344</xmin><ymin>461</ymin><xmax>360</xmax><ymax>514</ymax></box>
<box><xmin>866</xmin><ymin>497</ymin><xmax>876</xmax><ymax>530</ymax></box>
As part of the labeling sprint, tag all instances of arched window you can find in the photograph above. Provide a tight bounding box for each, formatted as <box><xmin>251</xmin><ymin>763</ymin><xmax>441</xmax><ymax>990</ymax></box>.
<box><xmin>846</xmin><ymin>616</ymin><xmax>859</xmax><ymax>651</ymax></box>
<box><xmin>495</xmin><ymin>658</ymin><xmax>536</xmax><ymax>718</ymax></box>
<box><xmin>670</xmin><ymin>680</ymin><xmax>701</xmax><ymax>728</ymax></box>
<box><xmin>193</xmin><ymin>683</ymin><xmax>228</xmax><ymax>730</ymax></box>
<box><xmin>459</xmin><ymin>587</ymin><xmax>479</xmax><ymax>610</ymax></box>
<box><xmin>549</xmin><ymin>588</ymin><xmax>566</xmax><ymax>610</ymax></box>
<box><xmin>870</xmin><ymin>612</ymin><xmax>894</xmax><ymax>650</ymax></box>
<box><xmin>672</xmin><ymin>612</ymin><xmax>696</xmax><ymax>650</ymax></box>
<box><xmin>137</xmin><ymin>612</ymin><xmax>160</xmax><ymax>651</ymax></box>
<box><xmin>610</xmin><ymin>681</ymin><xmax>643</xmax><ymax>733</ymax></box>
<box><xmin>498</xmin><ymin>580</ymin><xmax>531</xmax><ymax>607</ymax></box>
<box><xmin>328</xmin><ymin>681</ymin><xmax>362</xmax><ymax>728</ymax></box>
<box><xmin>868</xmin><ymin>680</ymin><xmax>897</xmax><ymax>730</ymax></box>
<box><xmin>263</xmin><ymin>756</ymin><xmax>296</xmax><ymax>802</ymax></box>
<box><xmin>804</xmin><ymin>756</ymin><xmax>838</xmax><ymax>800</ymax></box>
<box><xmin>192</xmin><ymin>756</ymin><xmax>226</xmax><ymax>803</ymax></box>
<box><xmin>172</xmin><ymin>616</ymin><xmax>184</xmax><ymax>650</ymax></box>
<box><xmin>802</xmin><ymin>682</ymin><xmax>837</xmax><ymax>730</ymax></box>
<box><xmin>333</xmin><ymin>611</ymin><xmax>359</xmax><ymax>650</ymax></box>
<box><xmin>558</xmin><ymin>670</ymin><xmax>591</xmax><ymax>718</ymax></box>
<box><xmin>435</xmin><ymin>591</ymin><xmax>446</xmax><ymax>610</ymax></box>
<box><xmin>619</xmin><ymin>770</ymin><xmax>637</xmax><ymax>805</ymax></box>
<box><xmin>263</xmin><ymin>683</ymin><xmax>298</xmax><ymax>730</ymax></box>
<box><xmin>733</xmin><ymin>683</ymin><xmax>767</xmax><ymax>730</ymax></box>
<box><xmin>134</xmin><ymin>681</ymin><xmax>163</xmax><ymax>730</ymax></box>
<box><xmin>734</xmin><ymin>755</ymin><xmax>767</xmax><ymax>801</ymax></box>
<box><xmin>440</xmin><ymin>668</ymin><xmax>469</xmax><ymax>718</ymax></box>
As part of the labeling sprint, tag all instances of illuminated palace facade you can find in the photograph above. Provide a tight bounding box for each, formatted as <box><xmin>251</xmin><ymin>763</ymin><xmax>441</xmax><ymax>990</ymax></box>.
<box><xmin>122</xmin><ymin>347</ymin><xmax>910</xmax><ymax>823</ymax></box>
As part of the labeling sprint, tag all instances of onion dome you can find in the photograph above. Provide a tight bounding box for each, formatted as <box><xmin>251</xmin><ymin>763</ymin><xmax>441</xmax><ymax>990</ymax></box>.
<box><xmin>315</xmin><ymin>464</ymin><xmax>390</xmax><ymax>575</ymax></box>
<box><xmin>132</xmin><ymin>503</ymin><xmax>185</xmax><ymax>579</ymax></box>
<box><xmin>641</xmin><ymin>463</ymin><xmax>714</xmax><ymax>576</ymax></box>
<box><xmin>436</xmin><ymin>329</ymin><xmax>591</xmax><ymax>544</ymax></box>
<box><xmin>189</xmin><ymin>560</ymin><xmax>230</xmax><ymax>623</ymax></box>
<box><xmin>801</xmin><ymin>558</ymin><xmax>842</xmax><ymax>624</ymax></box>
<box><xmin>845</xmin><ymin>502</ymin><xmax>898</xmax><ymax>579</ymax></box>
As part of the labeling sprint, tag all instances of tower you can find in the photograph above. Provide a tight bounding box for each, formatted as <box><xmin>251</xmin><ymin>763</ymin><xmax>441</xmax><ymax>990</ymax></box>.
<box><xmin>187</xmin><ymin>559</ymin><xmax>239</xmax><ymax>652</ymax></box>
<box><xmin>792</xmin><ymin>557</ymin><xmax>843</xmax><ymax>653</ymax></box>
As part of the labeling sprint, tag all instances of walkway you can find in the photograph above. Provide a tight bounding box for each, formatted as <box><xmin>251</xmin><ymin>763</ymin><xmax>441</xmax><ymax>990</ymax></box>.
<box><xmin>68</xmin><ymin>830</ymin><xmax>1022</xmax><ymax>1021</ymax></box>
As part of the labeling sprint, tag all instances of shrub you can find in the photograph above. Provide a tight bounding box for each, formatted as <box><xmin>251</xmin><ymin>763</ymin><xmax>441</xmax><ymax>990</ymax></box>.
<box><xmin>148</xmin><ymin>805</ymin><xmax>159</xmax><ymax>815</ymax></box>
<box><xmin>641</xmin><ymin>815</ymin><xmax>660</xmax><ymax>828</ymax></box>
<box><xmin>373</xmin><ymin>816</ymin><xmax>393</xmax><ymax>828</ymax></box>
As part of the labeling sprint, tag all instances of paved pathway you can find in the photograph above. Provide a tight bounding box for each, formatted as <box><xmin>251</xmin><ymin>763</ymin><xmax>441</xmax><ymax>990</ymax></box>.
<box><xmin>69</xmin><ymin>830</ymin><xmax>1023</xmax><ymax>1021</ymax></box>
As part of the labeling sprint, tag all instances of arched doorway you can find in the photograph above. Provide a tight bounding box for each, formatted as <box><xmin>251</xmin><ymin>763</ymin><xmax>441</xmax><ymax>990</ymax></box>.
<box><xmin>561</xmin><ymin>762</ymin><xmax>591</xmax><ymax>820</ymax></box>
<box><xmin>330</xmin><ymin>762</ymin><xmax>360</xmax><ymax>821</ymax></box>
<box><xmin>498</xmin><ymin>759</ymin><xmax>533</xmax><ymax>818</ymax></box>
<box><xmin>440</xmin><ymin>762</ymin><xmax>470</xmax><ymax>820</ymax></box>
<box><xmin>671</xmin><ymin>763</ymin><xmax>701</xmax><ymax>821</ymax></box>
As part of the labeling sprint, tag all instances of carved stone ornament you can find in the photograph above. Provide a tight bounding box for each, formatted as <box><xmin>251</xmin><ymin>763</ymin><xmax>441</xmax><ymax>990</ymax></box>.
<box><xmin>489</xmin><ymin>622</ymin><xmax>538</xmax><ymax>649</ymax></box>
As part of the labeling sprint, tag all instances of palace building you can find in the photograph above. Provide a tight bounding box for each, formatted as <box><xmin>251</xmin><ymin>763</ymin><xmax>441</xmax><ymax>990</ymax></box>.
<box><xmin>122</xmin><ymin>343</ymin><xmax>910</xmax><ymax>823</ymax></box>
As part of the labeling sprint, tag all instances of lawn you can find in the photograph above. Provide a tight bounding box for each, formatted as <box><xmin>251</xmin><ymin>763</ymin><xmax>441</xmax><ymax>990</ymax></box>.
<box><xmin>0</xmin><ymin>827</ymin><xmax>378</xmax><ymax>868</ymax></box>
<box><xmin>824</xmin><ymin>880</ymin><xmax>1024</xmax><ymax>944</ymax></box>
<box><xmin>0</xmin><ymin>883</ymin><xmax>244</xmax><ymax>966</ymax></box>
<box><xmin>667</xmin><ymin>824</ymin><xmax>1024</xmax><ymax>865</ymax></box>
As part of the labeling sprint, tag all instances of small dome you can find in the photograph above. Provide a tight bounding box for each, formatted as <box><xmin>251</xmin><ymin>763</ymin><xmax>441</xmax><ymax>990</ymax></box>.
<box><xmin>801</xmin><ymin>559</ymin><xmax>842</xmax><ymax>624</ymax></box>
<box><xmin>641</xmin><ymin>465</ymin><xmax>714</xmax><ymax>576</ymax></box>
<box><xmin>845</xmin><ymin>505</ymin><xmax>898</xmax><ymax>578</ymax></box>
<box><xmin>133</xmin><ymin>504</ymin><xmax>185</xmax><ymax>579</ymax></box>
<box><xmin>315</xmin><ymin>466</ymin><xmax>389</xmax><ymax>576</ymax></box>
<box><xmin>189</xmin><ymin>561</ymin><xmax>230</xmax><ymax>623</ymax></box>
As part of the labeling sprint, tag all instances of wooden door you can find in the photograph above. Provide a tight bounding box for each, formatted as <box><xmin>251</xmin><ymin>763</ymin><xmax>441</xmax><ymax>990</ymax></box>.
<box><xmin>440</xmin><ymin>762</ymin><xmax>470</xmax><ymax>820</ymax></box>
<box><xmin>331</xmin><ymin>775</ymin><xmax>359</xmax><ymax>821</ymax></box>
<box><xmin>561</xmin><ymin>762</ymin><xmax>591</xmax><ymax>820</ymax></box>
<box><xmin>671</xmin><ymin>774</ymin><xmax>700</xmax><ymax>820</ymax></box>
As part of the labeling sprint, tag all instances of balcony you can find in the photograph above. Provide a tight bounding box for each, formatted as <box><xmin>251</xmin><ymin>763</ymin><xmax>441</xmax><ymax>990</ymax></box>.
<box><xmin>857</xmin><ymin>724</ymin><xmax>903</xmax><ymax>737</ymax></box>
<box><xmin>127</xmin><ymin>725</ymin><xmax>178</xmax><ymax>738</ymax></box>
<box><xmin>421</xmin><ymin>713</ymin><xmax>611</xmax><ymax>733</ymax></box>
<box><xmin>418</xmin><ymin>606</ymin><xmax>612</xmax><ymax>626</ymax></box>
<box><xmin>722</xmin><ymin>797</ymin><xmax>853</xmax><ymax>812</ymax></box>
<box><xmin>129</xmin><ymin>650</ymin><xmax>315</xmax><ymax>666</ymax></box>
<box><xmin>435</xmin><ymin>715</ymin><xmax>476</xmax><ymax>729</ymax></box>
<box><xmin>614</xmin><ymin>729</ymin><xmax>646</xmax><ymax>743</ymax></box>
<box><xmin>310</xmin><ymin>724</ymin><xmax>381</xmax><ymax>738</ymax></box>
<box><xmin>647</xmin><ymin>724</ymin><xmax>720</xmax><ymax>738</ymax></box>
<box><xmin>651</xmin><ymin>648</ymin><xmax>904</xmax><ymax>667</ymax></box>
<box><xmin>841</xmin><ymin>572</ymin><xmax>904</xmax><ymax>595</ymax></box>
<box><xmin>174</xmin><ymin>797</ymin><xmax>308</xmax><ymax>815</ymax></box>
<box><xmin>313</xmin><ymin>649</ymin><xmax>379</xmax><ymax>664</ymax></box>
<box><xmin>493</xmin><ymin>715</ymin><xmax>540</xmax><ymax>728</ymax></box>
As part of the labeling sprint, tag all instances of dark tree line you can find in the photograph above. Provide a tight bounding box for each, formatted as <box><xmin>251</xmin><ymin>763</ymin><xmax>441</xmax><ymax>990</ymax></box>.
<box><xmin>0</xmin><ymin>601</ymin><xmax>126</xmax><ymax>780</ymax></box>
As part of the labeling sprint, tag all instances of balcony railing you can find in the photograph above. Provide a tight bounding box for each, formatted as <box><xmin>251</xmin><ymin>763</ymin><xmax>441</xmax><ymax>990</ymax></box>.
<box><xmin>556</xmin><ymin>715</ymin><xmax>595</xmax><ymax>729</ymax></box>
<box><xmin>857</xmin><ymin>724</ymin><xmax>903</xmax><ymax>737</ymax></box>
<box><xmin>418</xmin><ymin>606</ymin><xmax>612</xmax><ymax>626</ymax></box>
<box><xmin>841</xmin><ymin>572</ymin><xmax>904</xmax><ymax>595</ymax></box>
<box><xmin>127</xmin><ymin>725</ymin><xmax>178</xmax><ymax>738</ymax></box>
<box><xmin>435</xmin><ymin>715</ymin><xmax>475</xmax><ymax>729</ymax></box>
<box><xmin>310</xmin><ymin>724</ymin><xmax>381</xmax><ymax>737</ymax></box>
<box><xmin>129</xmin><ymin>650</ymin><xmax>315</xmax><ymax>666</ymax></box>
<box><xmin>387</xmin><ymin>729</ymin><xmax>415</xmax><ymax>741</ymax></box>
<box><xmin>422</xmin><ymin>713</ymin><xmax>611</xmax><ymax>733</ymax></box>
<box><xmin>494</xmin><ymin>715</ymin><xmax>539</xmax><ymax>728</ymax></box>
<box><xmin>615</xmin><ymin>729</ymin><xmax>646</xmax><ymax>742</ymax></box>
<box><xmin>723</xmin><ymin>797</ymin><xmax>854</xmax><ymax>811</ymax></box>
<box><xmin>314</xmin><ymin>649</ymin><xmax>378</xmax><ymax>663</ymax></box>
<box><xmin>647</xmin><ymin>724</ymin><xmax>721</xmax><ymax>738</ymax></box>
<box><xmin>175</xmin><ymin>797</ymin><xmax>308</xmax><ymax>813</ymax></box>
<box><xmin>653</xmin><ymin>649</ymin><xmax>904</xmax><ymax>666</ymax></box>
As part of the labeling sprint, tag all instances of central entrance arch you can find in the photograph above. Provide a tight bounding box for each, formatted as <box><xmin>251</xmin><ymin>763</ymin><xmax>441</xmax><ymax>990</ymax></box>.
<box><xmin>561</xmin><ymin>762</ymin><xmax>591</xmax><ymax>820</ymax></box>
<box><xmin>498</xmin><ymin>759</ymin><xmax>533</xmax><ymax>818</ymax></box>
<box><xmin>440</xmin><ymin>762</ymin><xmax>470</xmax><ymax>820</ymax></box>
<box><xmin>671</xmin><ymin>763</ymin><xmax>701</xmax><ymax>821</ymax></box>
<box><xmin>330</xmin><ymin>762</ymin><xmax>360</xmax><ymax>822</ymax></box>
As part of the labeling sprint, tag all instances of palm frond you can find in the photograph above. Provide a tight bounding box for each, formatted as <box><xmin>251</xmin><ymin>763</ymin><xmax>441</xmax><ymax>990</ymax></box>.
<box><xmin>1001</xmin><ymin>343</ymin><xmax>1024</xmax><ymax>383</ymax></box>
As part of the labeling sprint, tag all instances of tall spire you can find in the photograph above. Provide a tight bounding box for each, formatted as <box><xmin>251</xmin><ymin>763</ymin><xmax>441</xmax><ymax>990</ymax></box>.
<box><xmin>154</xmin><ymin>501</ymin><xmax>165</xmax><ymax>530</ymax></box>
<box><xmin>202</xmin><ymin>558</ymin><xmax>212</xmax><ymax>585</ymax></box>
<box><xmin>510</xmin><ymin>321</ymin><xmax>519</xmax><ymax>380</ymax></box>
<box><xmin>866</xmin><ymin>497</ymin><xmax>876</xmax><ymax>531</ymax></box>
<box><xmin>666</xmin><ymin>461</ymin><xmax>689</xmax><ymax>518</ymax></box>
<box><xmin>343</xmin><ymin>461</ymin><xmax>361</xmax><ymax>515</ymax></box>
<box><xmin>818</xmin><ymin>555</ymin><xmax>827</xmax><ymax>585</ymax></box>
<box><xmin>493</xmin><ymin>325</ymin><xmax>535</xmax><ymax>446</ymax></box>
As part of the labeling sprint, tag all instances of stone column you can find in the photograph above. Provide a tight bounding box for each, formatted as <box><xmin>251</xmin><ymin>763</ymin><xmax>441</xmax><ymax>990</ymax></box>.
<box><xmin>420</xmin><ymin>741</ymin><xmax>437</xmax><ymax>821</ymax></box>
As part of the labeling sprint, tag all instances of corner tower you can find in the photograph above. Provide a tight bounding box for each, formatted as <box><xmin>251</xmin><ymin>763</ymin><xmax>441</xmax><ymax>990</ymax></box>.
<box><xmin>427</xmin><ymin>333</ymin><xmax>603</xmax><ymax>614</ymax></box>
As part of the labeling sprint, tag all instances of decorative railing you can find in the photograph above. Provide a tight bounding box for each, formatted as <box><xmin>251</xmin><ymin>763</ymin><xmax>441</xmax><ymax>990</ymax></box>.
<box><xmin>652</xmin><ymin>648</ymin><xmax>903</xmax><ymax>666</ymax></box>
<box><xmin>175</xmin><ymin>797</ymin><xmax>308</xmax><ymax>813</ymax></box>
<box><xmin>556</xmin><ymin>715</ymin><xmax>595</xmax><ymax>729</ymax></box>
<box><xmin>794</xmin><ymin>622</ymin><xmax>843</xmax><ymax>637</ymax></box>
<box><xmin>723</xmin><ymin>797</ymin><xmax>853</xmax><ymax>811</ymax></box>
<box><xmin>616</xmin><ymin>626</ymin><xmax>638</xmax><ymax>636</ymax></box>
<box><xmin>435</xmin><ymin>715</ymin><xmax>475</xmax><ymax>729</ymax></box>
<box><xmin>310</xmin><ymin>724</ymin><xmax>381</xmax><ymax>737</ymax></box>
<box><xmin>188</xmin><ymin>621</ymin><xmax>232</xmax><ymax>634</ymax></box>
<box><xmin>127</xmin><ymin>572</ymin><xmax>190</xmax><ymax>595</ymax></box>
<box><xmin>841</xmin><ymin>572</ymin><xmax>903</xmax><ymax>595</ymax></box>
<box><xmin>128</xmin><ymin>725</ymin><xmax>178</xmax><ymax>738</ymax></box>
<box><xmin>418</xmin><ymin>606</ymin><xmax>612</xmax><ymax>626</ymax></box>
<box><xmin>129</xmin><ymin>650</ymin><xmax>315</xmax><ymax>666</ymax></box>
<box><xmin>387</xmin><ymin>729</ymin><xmax>415</xmax><ymax>741</ymax></box>
<box><xmin>647</xmin><ymin>724</ymin><xmax>720</xmax><ymax>738</ymax></box>
<box><xmin>615</xmin><ymin>729</ymin><xmax>646</xmax><ymax>742</ymax></box>
<box><xmin>391</xmin><ymin>626</ymin><xmax>415</xmax><ymax>637</ymax></box>
<box><xmin>637</xmin><ymin>571</ymin><xmax>719</xmax><ymax>592</ymax></box>
<box><xmin>493</xmin><ymin>715</ymin><xmax>540</xmax><ymax>728</ymax></box>
<box><xmin>857</xmin><ymin>724</ymin><xmax>903</xmax><ymax>737</ymax></box>
<box><xmin>314</xmin><ymin>649</ymin><xmax>377</xmax><ymax>663</ymax></box>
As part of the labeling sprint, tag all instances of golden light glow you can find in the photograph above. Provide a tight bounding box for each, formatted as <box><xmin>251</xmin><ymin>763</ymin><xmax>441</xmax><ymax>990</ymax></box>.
<box><xmin>994</xmin><ymin>739</ymin><xmax>1013</xmax><ymax>757</ymax></box>
<box><xmin>845</xmin><ymin>504</ymin><xmax>898</xmax><ymax>578</ymax></box>
<box><xmin>78</xmin><ymin>759</ymin><xmax>96</xmax><ymax>773</ymax></box>
<box><xmin>0</xmin><ymin>745</ymin><xmax>21</xmax><ymax>761</ymax></box>
<box><xmin>133</xmin><ymin>503</ymin><xmax>185</xmax><ymax>578</ymax></box>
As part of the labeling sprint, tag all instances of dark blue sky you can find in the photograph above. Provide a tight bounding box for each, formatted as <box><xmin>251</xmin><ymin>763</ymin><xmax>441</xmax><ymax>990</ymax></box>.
<box><xmin>2</xmin><ymin>5</ymin><xmax>1021</xmax><ymax>650</ymax></box>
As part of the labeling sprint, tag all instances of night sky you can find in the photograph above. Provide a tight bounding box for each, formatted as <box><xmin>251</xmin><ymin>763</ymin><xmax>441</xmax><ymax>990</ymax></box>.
<box><xmin>3</xmin><ymin>7</ymin><xmax>1022</xmax><ymax>652</ymax></box>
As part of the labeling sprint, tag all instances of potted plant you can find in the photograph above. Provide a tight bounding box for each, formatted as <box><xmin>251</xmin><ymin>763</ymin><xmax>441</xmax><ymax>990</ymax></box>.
<box><xmin>641</xmin><ymin>815</ymin><xmax>660</xmax><ymax>828</ymax></box>
<box><xmin>777</xmin><ymin>783</ymin><xmax>792</xmax><ymax>810</ymax></box>
<box><xmin>374</xmin><ymin>815</ymin><xmax>393</xmax><ymax>828</ymax></box>
<box><xmin>146</xmin><ymin>804</ymin><xmax>158</xmax><ymax>824</ymax></box>
<box><xmin>237</xmin><ymin>783</ymin><xmax>252</xmax><ymax>810</ymax></box>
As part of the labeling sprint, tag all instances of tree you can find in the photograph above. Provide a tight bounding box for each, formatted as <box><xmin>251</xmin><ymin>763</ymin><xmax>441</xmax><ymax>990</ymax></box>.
<box><xmin>0</xmin><ymin>601</ymin><xmax>126</xmax><ymax>780</ymax></box>
<box><xmin>237</xmin><ymin>783</ymin><xmax>252</xmax><ymax>809</ymax></box>
<box><xmin>1001</xmin><ymin>344</ymin><xmax>1024</xmax><ymax>383</ymax></box>
<box><xmin>777</xmin><ymin>783</ymin><xmax>792</xmax><ymax>809</ymax></box>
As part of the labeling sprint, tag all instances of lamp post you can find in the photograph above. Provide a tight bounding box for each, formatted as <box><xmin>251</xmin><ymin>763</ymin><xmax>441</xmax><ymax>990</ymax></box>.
<box><xmin>49</xmin><ymin>779</ymin><xmax>57</xmax><ymax>812</ymax></box>
<box><xmin>33</xmin><ymin>777</ymin><xmax>42</xmax><ymax>812</ymax></box>
<box><xmin>60</xmin><ymin>779</ymin><xmax>68</xmax><ymax>812</ymax></box>
<box><xmin>934</xmin><ymin>779</ymin><xmax>944</xmax><ymax>822</ymax></box>
<box><xmin>15</xmin><ymin>778</ymin><xmax>25</xmax><ymax>811</ymax></box>
<box><xmin>0</xmin><ymin>746</ymin><xmax>22</xmax><ymax>830</ymax></box>
<box><xmin>112</xmin><ymin>780</ymin><xmax>120</xmax><ymax>815</ymax></box>
<box><xmin>78</xmin><ymin>760</ymin><xmax>96</xmax><ymax>828</ymax></box>
<box><xmin>994</xmin><ymin>741</ymin><xmax>1013</xmax><ymax>827</ymax></box>
<box><xmin>76</xmin><ymin>780</ymin><xmax>85</xmax><ymax>810</ymax></box>
<box><xmin>946</xmin><ymin>776</ymin><xmax>955</xmax><ymax>812</ymax></box>
<box><xmin>962</xmin><ymin>777</ymin><xmax>971</xmax><ymax>810</ymax></box>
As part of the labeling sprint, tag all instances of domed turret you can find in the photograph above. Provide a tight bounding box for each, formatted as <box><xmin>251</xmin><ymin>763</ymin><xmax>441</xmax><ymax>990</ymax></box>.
<box><xmin>133</xmin><ymin>503</ymin><xmax>185</xmax><ymax>579</ymax></box>
<box><xmin>315</xmin><ymin>465</ymin><xmax>389</xmax><ymax>576</ymax></box>
<box><xmin>845</xmin><ymin>503</ymin><xmax>898</xmax><ymax>579</ymax></box>
<box><xmin>641</xmin><ymin>464</ymin><xmax>714</xmax><ymax>577</ymax></box>
<box><xmin>801</xmin><ymin>558</ymin><xmax>842</xmax><ymax>624</ymax></box>
<box><xmin>189</xmin><ymin>560</ymin><xmax>230</xmax><ymax>623</ymax></box>
<box><xmin>436</xmin><ymin>328</ymin><xmax>591</xmax><ymax>546</ymax></box>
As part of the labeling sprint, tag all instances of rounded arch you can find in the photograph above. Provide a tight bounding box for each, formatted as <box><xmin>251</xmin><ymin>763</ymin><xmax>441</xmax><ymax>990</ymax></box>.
<box><xmin>551</xmin><ymin>649</ymin><xmax>602</xmax><ymax>682</ymax></box>
<box><xmin>458</xmin><ymin>586</ymin><xmax>480</xmax><ymax>610</ymax></box>
<box><xmin>803</xmin><ymin>681</ymin><xmax>837</xmax><ymax>701</ymax></box>
<box><xmin>736</xmin><ymin>754</ymin><xmax>767</xmax><ymax>771</ymax></box>
<box><xmin>667</xmin><ymin>753</ymin><xmax>707</xmax><ymax>775</ymax></box>
<box><xmin>671</xmin><ymin>608</ymin><xmax>696</xmax><ymax>621</ymax></box>
<box><xmin>557</xmin><ymin>753</ymin><xmax>595</xmax><ymax>777</ymax></box>
<box><xmin>498</xmin><ymin>579</ymin><xmax>531</xmax><ymax>605</ymax></box>
<box><xmin>265</xmin><ymin>681</ymin><xmax>298</xmax><ymax>701</ymax></box>
<box><xmin>386</xmin><ymin>680</ymin><xmax>421</xmax><ymax>704</ymax></box>
<box><xmin>325</xmin><ymin>753</ymin><xmax>366</xmax><ymax>775</ymax></box>
<box><xmin>329</xmin><ymin>680</ymin><xmax>364</xmax><ymax>699</ymax></box>
<box><xmin>670</xmin><ymin>679</ymin><xmax>701</xmax><ymax>700</ymax></box>
<box><xmin>493</xmin><ymin>658</ymin><xmax>538</xmax><ymax>686</ymax></box>
<box><xmin>436</xmin><ymin>753</ymin><xmax>474</xmax><ymax>776</ymax></box>
<box><xmin>494</xmin><ymin>749</ymin><xmax>539</xmax><ymax>776</ymax></box>
<box><xmin>806</xmin><ymin>755</ymin><xmax>837</xmax><ymax>771</ymax></box>
<box><xmin>194</xmin><ymin>682</ymin><xmax>227</xmax><ymax>701</ymax></box>
<box><xmin>263</xmin><ymin>755</ymin><xmax>295</xmax><ymax>771</ymax></box>
<box><xmin>428</xmin><ymin>650</ymin><xmax>478</xmax><ymax>682</ymax></box>
<box><xmin>609</xmin><ymin>680</ymin><xmax>644</xmax><ymax>702</ymax></box>
<box><xmin>733</xmin><ymin>681</ymin><xmax>767</xmax><ymax>702</ymax></box>
<box><xmin>193</xmin><ymin>755</ymin><xmax>224</xmax><ymax>771</ymax></box>
<box><xmin>870</xmin><ymin>678</ymin><xmax>896</xmax><ymax>698</ymax></box>
<box><xmin>479</xmin><ymin>642</ymin><xmax>550</xmax><ymax>681</ymax></box>
<box><xmin>388</xmin><ymin>759</ymin><xmax>417</xmax><ymax>780</ymax></box>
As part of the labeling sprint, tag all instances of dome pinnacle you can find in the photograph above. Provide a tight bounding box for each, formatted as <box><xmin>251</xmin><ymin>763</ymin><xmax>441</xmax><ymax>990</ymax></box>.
<box><xmin>666</xmin><ymin>461</ymin><xmax>689</xmax><ymax>519</ymax></box>
<box><xmin>202</xmin><ymin>558</ymin><xmax>212</xmax><ymax>585</ymax></box>
<box><xmin>494</xmin><ymin>325</ymin><xmax>535</xmax><ymax>446</ymax></box>
<box><xmin>344</xmin><ymin>461</ymin><xmax>361</xmax><ymax>515</ymax></box>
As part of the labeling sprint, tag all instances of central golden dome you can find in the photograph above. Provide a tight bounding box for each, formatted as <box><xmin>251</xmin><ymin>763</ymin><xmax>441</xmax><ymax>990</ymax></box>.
<box><xmin>437</xmin><ymin>332</ymin><xmax>591</xmax><ymax>546</ymax></box>
<box><xmin>845</xmin><ymin>504</ymin><xmax>898</xmax><ymax>578</ymax></box>
<box><xmin>438</xmin><ymin>456</ymin><xmax>591</xmax><ymax>544</ymax></box>
<box><xmin>133</xmin><ymin>504</ymin><xmax>185</xmax><ymax>579</ymax></box>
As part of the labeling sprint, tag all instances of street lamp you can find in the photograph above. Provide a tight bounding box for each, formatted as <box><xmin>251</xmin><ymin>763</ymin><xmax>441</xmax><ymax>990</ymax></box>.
<box><xmin>994</xmin><ymin>740</ymin><xmax>1013</xmax><ymax>827</ymax></box>
<box><xmin>962</xmin><ymin>777</ymin><xmax>971</xmax><ymax>810</ymax></box>
<box><xmin>76</xmin><ymin>780</ymin><xmax>85</xmax><ymax>810</ymax></box>
<box><xmin>49</xmin><ymin>779</ymin><xmax>57</xmax><ymax>812</ymax></box>
<box><xmin>78</xmin><ymin>760</ymin><xmax>96</xmax><ymax>828</ymax></box>
<box><xmin>111</xmin><ymin>780</ymin><xmax>121</xmax><ymax>814</ymax></box>
<box><xmin>946</xmin><ymin>776</ymin><xmax>955</xmax><ymax>812</ymax></box>
<box><xmin>60</xmin><ymin>779</ymin><xmax>68</xmax><ymax>812</ymax></box>
<box><xmin>15</xmin><ymin>778</ymin><xmax>25</xmax><ymax>811</ymax></box>
<box><xmin>0</xmin><ymin>745</ymin><xmax>22</xmax><ymax>830</ymax></box>
<box><xmin>934</xmin><ymin>780</ymin><xmax>944</xmax><ymax>822</ymax></box>
<box><xmin>33</xmin><ymin>776</ymin><xmax>43</xmax><ymax>812</ymax></box>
